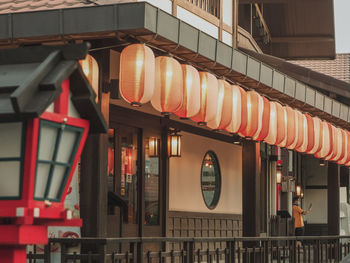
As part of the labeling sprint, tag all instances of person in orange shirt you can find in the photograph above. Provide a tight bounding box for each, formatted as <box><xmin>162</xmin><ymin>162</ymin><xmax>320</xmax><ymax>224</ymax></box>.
<box><xmin>292</xmin><ymin>196</ymin><xmax>312</xmax><ymax>244</ymax></box>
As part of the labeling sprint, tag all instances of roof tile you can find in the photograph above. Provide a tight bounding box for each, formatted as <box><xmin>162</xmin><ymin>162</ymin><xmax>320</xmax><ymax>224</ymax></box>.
<box><xmin>291</xmin><ymin>54</ymin><xmax>350</xmax><ymax>84</ymax></box>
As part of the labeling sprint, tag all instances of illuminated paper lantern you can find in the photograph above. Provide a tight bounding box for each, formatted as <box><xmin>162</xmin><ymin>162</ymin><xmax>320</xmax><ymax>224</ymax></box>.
<box><xmin>315</xmin><ymin>121</ymin><xmax>333</xmax><ymax>159</ymax></box>
<box><xmin>119</xmin><ymin>44</ymin><xmax>155</xmax><ymax>106</ymax></box>
<box><xmin>296</xmin><ymin>113</ymin><xmax>309</xmax><ymax>153</ymax></box>
<box><xmin>344</xmin><ymin>131</ymin><xmax>350</xmax><ymax>166</ymax></box>
<box><xmin>207</xmin><ymin>80</ymin><xmax>233</xmax><ymax>130</ymax></box>
<box><xmin>151</xmin><ymin>56</ymin><xmax>183</xmax><ymax>114</ymax></box>
<box><xmin>264</xmin><ymin>102</ymin><xmax>286</xmax><ymax>146</ymax></box>
<box><xmin>80</xmin><ymin>54</ymin><xmax>99</xmax><ymax>101</ymax></box>
<box><xmin>174</xmin><ymin>64</ymin><xmax>200</xmax><ymax>119</ymax></box>
<box><xmin>294</xmin><ymin>111</ymin><xmax>304</xmax><ymax>150</ymax></box>
<box><xmin>254</xmin><ymin>97</ymin><xmax>270</xmax><ymax>141</ymax></box>
<box><xmin>191</xmin><ymin>72</ymin><xmax>218</xmax><ymax>125</ymax></box>
<box><xmin>225</xmin><ymin>85</ymin><xmax>247</xmax><ymax>134</ymax></box>
<box><xmin>307</xmin><ymin>117</ymin><xmax>323</xmax><ymax>154</ymax></box>
<box><xmin>305</xmin><ymin>114</ymin><xmax>315</xmax><ymax>153</ymax></box>
<box><xmin>240</xmin><ymin>91</ymin><xmax>264</xmax><ymax>138</ymax></box>
<box><xmin>326</xmin><ymin>126</ymin><xmax>342</xmax><ymax>162</ymax></box>
<box><xmin>338</xmin><ymin>129</ymin><xmax>348</xmax><ymax>165</ymax></box>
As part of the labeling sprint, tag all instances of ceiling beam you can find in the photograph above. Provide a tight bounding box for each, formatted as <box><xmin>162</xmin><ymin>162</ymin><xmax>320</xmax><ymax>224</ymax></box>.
<box><xmin>270</xmin><ymin>36</ymin><xmax>334</xmax><ymax>43</ymax></box>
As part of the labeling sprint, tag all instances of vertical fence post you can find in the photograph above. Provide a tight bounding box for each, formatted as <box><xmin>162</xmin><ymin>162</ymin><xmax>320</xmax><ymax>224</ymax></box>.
<box><xmin>98</xmin><ymin>241</ymin><xmax>107</xmax><ymax>263</ymax></box>
<box><xmin>184</xmin><ymin>240</ymin><xmax>194</xmax><ymax>263</ymax></box>
<box><xmin>44</xmin><ymin>242</ymin><xmax>51</xmax><ymax>263</ymax></box>
<box><xmin>61</xmin><ymin>243</ymin><xmax>67</xmax><ymax>263</ymax></box>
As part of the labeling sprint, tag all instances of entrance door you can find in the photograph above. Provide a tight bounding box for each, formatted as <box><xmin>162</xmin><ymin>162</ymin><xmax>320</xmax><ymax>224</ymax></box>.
<box><xmin>107</xmin><ymin>123</ymin><xmax>163</xmax><ymax>238</ymax></box>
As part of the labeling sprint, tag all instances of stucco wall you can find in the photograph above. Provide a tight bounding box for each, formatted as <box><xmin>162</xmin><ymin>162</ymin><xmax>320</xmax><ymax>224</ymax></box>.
<box><xmin>169</xmin><ymin>132</ymin><xmax>242</xmax><ymax>214</ymax></box>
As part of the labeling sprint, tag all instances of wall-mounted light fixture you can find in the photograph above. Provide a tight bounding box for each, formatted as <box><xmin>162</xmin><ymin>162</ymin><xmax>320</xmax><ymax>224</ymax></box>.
<box><xmin>168</xmin><ymin>132</ymin><xmax>182</xmax><ymax>157</ymax></box>
<box><xmin>319</xmin><ymin>159</ymin><xmax>326</xmax><ymax>167</ymax></box>
<box><xmin>148</xmin><ymin>137</ymin><xmax>159</xmax><ymax>157</ymax></box>
<box><xmin>276</xmin><ymin>166</ymin><xmax>282</xmax><ymax>184</ymax></box>
<box><xmin>296</xmin><ymin>185</ymin><xmax>302</xmax><ymax>196</ymax></box>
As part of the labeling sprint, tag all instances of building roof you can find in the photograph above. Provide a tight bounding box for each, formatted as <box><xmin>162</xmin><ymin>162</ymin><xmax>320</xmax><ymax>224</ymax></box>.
<box><xmin>291</xmin><ymin>54</ymin><xmax>350</xmax><ymax>84</ymax></box>
<box><xmin>0</xmin><ymin>0</ymin><xmax>93</xmax><ymax>14</ymax></box>
<box><xmin>0</xmin><ymin>43</ymin><xmax>107</xmax><ymax>133</ymax></box>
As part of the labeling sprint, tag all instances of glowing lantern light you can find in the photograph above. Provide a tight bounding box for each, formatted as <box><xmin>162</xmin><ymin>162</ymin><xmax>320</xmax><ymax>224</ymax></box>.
<box><xmin>240</xmin><ymin>91</ymin><xmax>264</xmax><ymax>138</ymax></box>
<box><xmin>208</xmin><ymin>80</ymin><xmax>233</xmax><ymax>130</ymax></box>
<box><xmin>168</xmin><ymin>133</ymin><xmax>182</xmax><ymax>157</ymax></box>
<box><xmin>294</xmin><ymin>111</ymin><xmax>304</xmax><ymax>150</ymax></box>
<box><xmin>80</xmin><ymin>54</ymin><xmax>99</xmax><ymax>101</ymax></box>
<box><xmin>119</xmin><ymin>44</ymin><xmax>155</xmax><ymax>106</ymax></box>
<box><xmin>225</xmin><ymin>85</ymin><xmax>247</xmax><ymax>134</ymax></box>
<box><xmin>338</xmin><ymin>130</ymin><xmax>348</xmax><ymax>165</ymax></box>
<box><xmin>296</xmin><ymin>185</ymin><xmax>302</xmax><ymax>196</ymax></box>
<box><xmin>307</xmin><ymin>117</ymin><xmax>323</xmax><ymax>154</ymax></box>
<box><xmin>191</xmin><ymin>72</ymin><xmax>218</xmax><ymax>125</ymax></box>
<box><xmin>148</xmin><ymin>137</ymin><xmax>159</xmax><ymax>157</ymax></box>
<box><xmin>304</xmin><ymin>114</ymin><xmax>315</xmax><ymax>153</ymax></box>
<box><xmin>315</xmin><ymin>121</ymin><xmax>333</xmax><ymax>159</ymax></box>
<box><xmin>264</xmin><ymin>102</ymin><xmax>286</xmax><ymax>146</ymax></box>
<box><xmin>151</xmin><ymin>56</ymin><xmax>183</xmax><ymax>114</ymax></box>
<box><xmin>344</xmin><ymin>131</ymin><xmax>350</xmax><ymax>166</ymax></box>
<box><xmin>174</xmin><ymin>64</ymin><xmax>200</xmax><ymax>119</ymax></box>
<box><xmin>282</xmin><ymin>107</ymin><xmax>297</xmax><ymax>149</ymax></box>
<box><xmin>254</xmin><ymin>97</ymin><xmax>270</xmax><ymax>141</ymax></box>
<box><xmin>327</xmin><ymin>127</ymin><xmax>343</xmax><ymax>162</ymax></box>
<box><xmin>296</xmin><ymin>113</ymin><xmax>309</xmax><ymax>153</ymax></box>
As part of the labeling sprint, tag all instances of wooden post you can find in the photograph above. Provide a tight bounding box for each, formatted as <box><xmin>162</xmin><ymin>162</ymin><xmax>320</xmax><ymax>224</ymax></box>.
<box><xmin>328</xmin><ymin>162</ymin><xmax>340</xmax><ymax>235</ymax></box>
<box><xmin>80</xmin><ymin>49</ymin><xmax>110</xmax><ymax>238</ymax></box>
<box><xmin>233</xmin><ymin>0</ymin><xmax>239</xmax><ymax>48</ymax></box>
<box><xmin>242</xmin><ymin>140</ymin><xmax>261</xmax><ymax>237</ymax></box>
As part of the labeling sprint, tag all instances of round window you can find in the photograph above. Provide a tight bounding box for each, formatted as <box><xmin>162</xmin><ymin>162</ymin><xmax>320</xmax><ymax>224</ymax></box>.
<box><xmin>201</xmin><ymin>151</ymin><xmax>221</xmax><ymax>209</ymax></box>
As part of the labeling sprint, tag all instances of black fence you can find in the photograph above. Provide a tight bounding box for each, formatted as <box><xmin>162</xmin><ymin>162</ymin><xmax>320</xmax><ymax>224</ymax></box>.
<box><xmin>27</xmin><ymin>236</ymin><xmax>350</xmax><ymax>263</ymax></box>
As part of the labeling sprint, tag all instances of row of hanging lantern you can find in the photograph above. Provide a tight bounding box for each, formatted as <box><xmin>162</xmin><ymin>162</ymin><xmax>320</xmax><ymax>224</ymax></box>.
<box><xmin>118</xmin><ymin>44</ymin><xmax>350</xmax><ymax>165</ymax></box>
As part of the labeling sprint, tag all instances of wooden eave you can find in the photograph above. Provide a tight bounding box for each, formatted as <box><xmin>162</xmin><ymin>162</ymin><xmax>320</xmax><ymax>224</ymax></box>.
<box><xmin>0</xmin><ymin>2</ymin><xmax>348</xmax><ymax>130</ymax></box>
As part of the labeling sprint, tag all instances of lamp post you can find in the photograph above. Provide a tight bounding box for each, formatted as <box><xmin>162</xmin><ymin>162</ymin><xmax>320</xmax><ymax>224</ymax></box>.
<box><xmin>0</xmin><ymin>79</ymin><xmax>89</xmax><ymax>262</ymax></box>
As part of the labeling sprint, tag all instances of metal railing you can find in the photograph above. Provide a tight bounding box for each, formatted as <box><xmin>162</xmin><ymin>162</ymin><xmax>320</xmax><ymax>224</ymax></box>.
<box><xmin>185</xmin><ymin>0</ymin><xmax>220</xmax><ymax>17</ymax></box>
<box><xmin>27</xmin><ymin>235</ymin><xmax>350</xmax><ymax>263</ymax></box>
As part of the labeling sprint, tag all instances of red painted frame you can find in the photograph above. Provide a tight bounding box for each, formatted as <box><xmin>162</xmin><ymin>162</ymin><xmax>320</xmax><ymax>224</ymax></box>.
<box><xmin>0</xmin><ymin>78</ymin><xmax>89</xmax><ymax>223</ymax></box>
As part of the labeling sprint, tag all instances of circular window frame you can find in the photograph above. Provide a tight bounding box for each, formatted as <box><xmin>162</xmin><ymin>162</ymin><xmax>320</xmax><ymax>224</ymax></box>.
<box><xmin>200</xmin><ymin>150</ymin><xmax>222</xmax><ymax>210</ymax></box>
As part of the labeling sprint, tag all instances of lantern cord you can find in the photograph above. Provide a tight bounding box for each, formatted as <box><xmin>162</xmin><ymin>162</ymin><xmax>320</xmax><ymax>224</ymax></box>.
<box><xmin>89</xmin><ymin>43</ymin><xmax>130</xmax><ymax>52</ymax></box>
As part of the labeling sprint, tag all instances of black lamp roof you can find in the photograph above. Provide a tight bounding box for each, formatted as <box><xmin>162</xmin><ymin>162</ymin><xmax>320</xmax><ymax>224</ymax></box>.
<box><xmin>0</xmin><ymin>43</ymin><xmax>107</xmax><ymax>133</ymax></box>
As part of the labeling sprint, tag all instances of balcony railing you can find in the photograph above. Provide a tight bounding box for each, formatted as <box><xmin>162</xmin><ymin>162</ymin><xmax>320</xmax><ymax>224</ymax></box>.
<box><xmin>27</xmin><ymin>235</ymin><xmax>350</xmax><ymax>262</ymax></box>
<box><xmin>186</xmin><ymin>0</ymin><xmax>220</xmax><ymax>18</ymax></box>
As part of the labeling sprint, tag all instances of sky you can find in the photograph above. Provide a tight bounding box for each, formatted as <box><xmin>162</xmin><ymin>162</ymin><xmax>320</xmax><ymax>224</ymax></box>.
<box><xmin>334</xmin><ymin>0</ymin><xmax>350</xmax><ymax>53</ymax></box>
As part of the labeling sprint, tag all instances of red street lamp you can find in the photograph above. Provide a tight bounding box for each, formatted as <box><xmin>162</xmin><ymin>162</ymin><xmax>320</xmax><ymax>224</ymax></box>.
<box><xmin>0</xmin><ymin>44</ymin><xmax>107</xmax><ymax>263</ymax></box>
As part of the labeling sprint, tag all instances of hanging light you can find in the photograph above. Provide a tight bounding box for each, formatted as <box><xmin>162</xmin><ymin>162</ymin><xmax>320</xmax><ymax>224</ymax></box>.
<box><xmin>168</xmin><ymin>132</ymin><xmax>182</xmax><ymax>157</ymax></box>
<box><xmin>148</xmin><ymin>137</ymin><xmax>159</xmax><ymax>157</ymax></box>
<box><xmin>344</xmin><ymin>131</ymin><xmax>350</xmax><ymax>166</ymax></box>
<box><xmin>80</xmin><ymin>54</ymin><xmax>99</xmax><ymax>102</ymax></box>
<box><xmin>315</xmin><ymin>121</ymin><xmax>333</xmax><ymax>159</ymax></box>
<box><xmin>264</xmin><ymin>102</ymin><xmax>286</xmax><ymax>146</ymax></box>
<box><xmin>296</xmin><ymin>113</ymin><xmax>309</xmax><ymax>153</ymax></box>
<box><xmin>294</xmin><ymin>110</ymin><xmax>304</xmax><ymax>150</ymax></box>
<box><xmin>191</xmin><ymin>72</ymin><xmax>218</xmax><ymax>126</ymax></box>
<box><xmin>119</xmin><ymin>44</ymin><xmax>155</xmax><ymax>106</ymax></box>
<box><xmin>276</xmin><ymin>165</ymin><xmax>282</xmax><ymax>184</ymax></box>
<box><xmin>225</xmin><ymin>85</ymin><xmax>247</xmax><ymax>134</ymax></box>
<box><xmin>338</xmin><ymin>129</ymin><xmax>348</xmax><ymax>165</ymax></box>
<box><xmin>174</xmin><ymin>64</ymin><xmax>200</xmax><ymax>119</ymax></box>
<box><xmin>320</xmin><ymin>159</ymin><xmax>326</xmax><ymax>166</ymax></box>
<box><xmin>304</xmin><ymin>114</ymin><xmax>315</xmax><ymax>153</ymax></box>
<box><xmin>240</xmin><ymin>91</ymin><xmax>264</xmax><ymax>139</ymax></box>
<box><xmin>281</xmin><ymin>106</ymin><xmax>297</xmax><ymax>149</ymax></box>
<box><xmin>254</xmin><ymin>97</ymin><xmax>270</xmax><ymax>141</ymax></box>
<box><xmin>307</xmin><ymin>117</ymin><xmax>323</xmax><ymax>154</ymax></box>
<box><xmin>151</xmin><ymin>56</ymin><xmax>183</xmax><ymax>115</ymax></box>
<box><xmin>296</xmin><ymin>185</ymin><xmax>302</xmax><ymax>196</ymax></box>
<box><xmin>328</xmin><ymin>127</ymin><xmax>342</xmax><ymax>162</ymax></box>
<box><xmin>207</xmin><ymin>79</ymin><xmax>232</xmax><ymax>130</ymax></box>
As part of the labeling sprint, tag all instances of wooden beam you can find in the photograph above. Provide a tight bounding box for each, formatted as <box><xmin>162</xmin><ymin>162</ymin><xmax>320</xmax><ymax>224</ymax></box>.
<box><xmin>242</xmin><ymin>140</ymin><xmax>261</xmax><ymax>237</ymax></box>
<box><xmin>233</xmin><ymin>0</ymin><xmax>239</xmax><ymax>48</ymax></box>
<box><xmin>328</xmin><ymin>162</ymin><xmax>340</xmax><ymax>235</ymax></box>
<box><xmin>271</xmin><ymin>36</ymin><xmax>334</xmax><ymax>44</ymax></box>
<box><xmin>254</xmin><ymin>3</ymin><xmax>271</xmax><ymax>43</ymax></box>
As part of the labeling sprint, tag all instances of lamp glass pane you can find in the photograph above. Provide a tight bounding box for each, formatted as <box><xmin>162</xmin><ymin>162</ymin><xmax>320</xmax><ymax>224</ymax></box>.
<box><xmin>0</xmin><ymin>161</ymin><xmax>20</xmax><ymax>197</ymax></box>
<box><xmin>34</xmin><ymin>163</ymin><xmax>50</xmax><ymax>199</ymax></box>
<box><xmin>38</xmin><ymin>125</ymin><xmax>58</xmax><ymax>161</ymax></box>
<box><xmin>56</xmin><ymin>129</ymin><xmax>79</xmax><ymax>163</ymax></box>
<box><xmin>47</xmin><ymin>165</ymin><xmax>67</xmax><ymax>200</ymax></box>
<box><xmin>0</xmin><ymin>122</ymin><xmax>22</xmax><ymax>158</ymax></box>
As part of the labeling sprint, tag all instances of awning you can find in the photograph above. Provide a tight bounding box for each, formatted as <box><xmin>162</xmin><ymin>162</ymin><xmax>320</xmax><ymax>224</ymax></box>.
<box><xmin>0</xmin><ymin>43</ymin><xmax>107</xmax><ymax>133</ymax></box>
<box><xmin>0</xmin><ymin>2</ymin><xmax>347</xmax><ymax>130</ymax></box>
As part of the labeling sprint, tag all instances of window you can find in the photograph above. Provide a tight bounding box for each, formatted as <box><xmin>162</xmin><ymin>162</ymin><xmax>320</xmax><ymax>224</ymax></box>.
<box><xmin>0</xmin><ymin>122</ymin><xmax>25</xmax><ymax>199</ymax></box>
<box><xmin>186</xmin><ymin>0</ymin><xmax>220</xmax><ymax>18</ymax></box>
<box><xmin>34</xmin><ymin>120</ymin><xmax>83</xmax><ymax>201</ymax></box>
<box><xmin>201</xmin><ymin>151</ymin><xmax>221</xmax><ymax>209</ymax></box>
<box><xmin>144</xmin><ymin>138</ymin><xmax>160</xmax><ymax>225</ymax></box>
